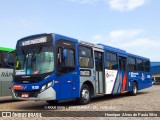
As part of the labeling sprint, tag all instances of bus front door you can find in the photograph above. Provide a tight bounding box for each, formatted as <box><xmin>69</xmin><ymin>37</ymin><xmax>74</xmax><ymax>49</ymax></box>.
<box><xmin>94</xmin><ymin>51</ymin><xmax>104</xmax><ymax>94</ymax></box>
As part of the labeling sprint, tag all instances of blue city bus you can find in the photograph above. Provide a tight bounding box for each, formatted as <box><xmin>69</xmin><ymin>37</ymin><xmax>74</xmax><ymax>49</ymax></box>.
<box><xmin>12</xmin><ymin>33</ymin><xmax>152</xmax><ymax>104</ymax></box>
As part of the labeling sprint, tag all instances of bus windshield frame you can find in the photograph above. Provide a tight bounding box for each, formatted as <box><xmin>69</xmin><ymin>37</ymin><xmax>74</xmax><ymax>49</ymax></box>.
<box><xmin>14</xmin><ymin>35</ymin><xmax>54</xmax><ymax>76</ymax></box>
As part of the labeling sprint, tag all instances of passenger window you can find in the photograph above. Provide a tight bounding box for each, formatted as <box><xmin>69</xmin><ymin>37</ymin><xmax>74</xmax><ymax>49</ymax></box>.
<box><xmin>136</xmin><ymin>59</ymin><xmax>144</xmax><ymax>71</ymax></box>
<box><xmin>106</xmin><ymin>51</ymin><xmax>118</xmax><ymax>70</ymax></box>
<box><xmin>144</xmin><ymin>60</ymin><xmax>150</xmax><ymax>72</ymax></box>
<box><xmin>79</xmin><ymin>46</ymin><xmax>93</xmax><ymax>68</ymax></box>
<box><xmin>95</xmin><ymin>51</ymin><xmax>103</xmax><ymax>71</ymax></box>
<box><xmin>119</xmin><ymin>57</ymin><xmax>126</xmax><ymax>71</ymax></box>
<box><xmin>128</xmin><ymin>57</ymin><xmax>137</xmax><ymax>71</ymax></box>
<box><xmin>2</xmin><ymin>51</ymin><xmax>15</xmax><ymax>68</ymax></box>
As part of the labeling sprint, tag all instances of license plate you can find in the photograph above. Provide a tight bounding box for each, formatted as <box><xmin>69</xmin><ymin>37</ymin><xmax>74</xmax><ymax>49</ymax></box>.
<box><xmin>21</xmin><ymin>93</ymin><xmax>29</xmax><ymax>98</ymax></box>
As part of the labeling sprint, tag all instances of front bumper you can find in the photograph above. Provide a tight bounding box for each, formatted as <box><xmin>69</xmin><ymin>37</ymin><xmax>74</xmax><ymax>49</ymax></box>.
<box><xmin>12</xmin><ymin>87</ymin><xmax>56</xmax><ymax>101</ymax></box>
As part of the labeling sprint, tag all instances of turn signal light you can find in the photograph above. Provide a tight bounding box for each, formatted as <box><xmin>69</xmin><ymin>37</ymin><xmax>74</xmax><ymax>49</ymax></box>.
<box><xmin>13</xmin><ymin>85</ymin><xmax>24</xmax><ymax>90</ymax></box>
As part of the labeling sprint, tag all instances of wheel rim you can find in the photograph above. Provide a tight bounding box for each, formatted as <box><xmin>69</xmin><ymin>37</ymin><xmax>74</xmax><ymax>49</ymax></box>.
<box><xmin>133</xmin><ymin>85</ymin><xmax>137</xmax><ymax>94</ymax></box>
<box><xmin>82</xmin><ymin>89</ymin><xmax>90</xmax><ymax>102</ymax></box>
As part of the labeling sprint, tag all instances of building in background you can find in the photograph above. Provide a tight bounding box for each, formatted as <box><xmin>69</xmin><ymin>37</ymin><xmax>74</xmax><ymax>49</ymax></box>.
<box><xmin>151</xmin><ymin>62</ymin><xmax>160</xmax><ymax>84</ymax></box>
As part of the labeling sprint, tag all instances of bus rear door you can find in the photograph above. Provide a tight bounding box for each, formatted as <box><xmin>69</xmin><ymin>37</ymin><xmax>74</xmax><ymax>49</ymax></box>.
<box><xmin>118</xmin><ymin>55</ymin><xmax>128</xmax><ymax>93</ymax></box>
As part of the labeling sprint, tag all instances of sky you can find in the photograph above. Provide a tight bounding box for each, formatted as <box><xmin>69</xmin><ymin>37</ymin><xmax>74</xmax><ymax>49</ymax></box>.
<box><xmin>0</xmin><ymin>0</ymin><xmax>160</xmax><ymax>61</ymax></box>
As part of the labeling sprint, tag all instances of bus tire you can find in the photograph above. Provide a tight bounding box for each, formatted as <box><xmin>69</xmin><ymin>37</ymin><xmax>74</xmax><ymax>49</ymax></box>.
<box><xmin>130</xmin><ymin>82</ymin><xmax>138</xmax><ymax>96</ymax></box>
<box><xmin>46</xmin><ymin>100</ymin><xmax>58</xmax><ymax>105</ymax></box>
<box><xmin>77</xmin><ymin>84</ymin><xmax>91</xmax><ymax>105</ymax></box>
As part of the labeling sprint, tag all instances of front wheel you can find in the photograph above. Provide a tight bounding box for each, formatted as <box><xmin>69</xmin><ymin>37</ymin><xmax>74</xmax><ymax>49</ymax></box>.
<box><xmin>130</xmin><ymin>82</ymin><xmax>138</xmax><ymax>96</ymax></box>
<box><xmin>77</xmin><ymin>84</ymin><xmax>91</xmax><ymax>105</ymax></box>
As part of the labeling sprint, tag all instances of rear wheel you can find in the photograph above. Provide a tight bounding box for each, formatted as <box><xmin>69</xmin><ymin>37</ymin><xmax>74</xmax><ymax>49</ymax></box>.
<box><xmin>130</xmin><ymin>82</ymin><xmax>138</xmax><ymax>96</ymax></box>
<box><xmin>77</xmin><ymin>84</ymin><xmax>91</xmax><ymax>105</ymax></box>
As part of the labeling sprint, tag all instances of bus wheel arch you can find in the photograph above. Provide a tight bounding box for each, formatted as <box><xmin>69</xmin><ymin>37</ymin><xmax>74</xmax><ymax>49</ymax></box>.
<box><xmin>130</xmin><ymin>80</ymin><xmax>138</xmax><ymax>96</ymax></box>
<box><xmin>77</xmin><ymin>81</ymin><xmax>94</xmax><ymax>105</ymax></box>
<box><xmin>83</xmin><ymin>81</ymin><xmax>94</xmax><ymax>96</ymax></box>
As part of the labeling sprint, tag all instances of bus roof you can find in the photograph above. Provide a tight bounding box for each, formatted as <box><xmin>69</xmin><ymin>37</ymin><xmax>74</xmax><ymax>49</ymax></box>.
<box><xmin>16</xmin><ymin>33</ymin><xmax>150</xmax><ymax>60</ymax></box>
<box><xmin>97</xmin><ymin>44</ymin><xmax>149</xmax><ymax>60</ymax></box>
<box><xmin>127</xmin><ymin>53</ymin><xmax>150</xmax><ymax>60</ymax></box>
<box><xmin>98</xmin><ymin>44</ymin><xmax>126</xmax><ymax>53</ymax></box>
<box><xmin>0</xmin><ymin>47</ymin><xmax>14</xmax><ymax>52</ymax></box>
<box><xmin>54</xmin><ymin>33</ymin><xmax>150</xmax><ymax>60</ymax></box>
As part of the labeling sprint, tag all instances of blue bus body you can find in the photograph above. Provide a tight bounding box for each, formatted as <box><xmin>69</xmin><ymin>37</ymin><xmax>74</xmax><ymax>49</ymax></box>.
<box><xmin>12</xmin><ymin>33</ymin><xmax>152</xmax><ymax>104</ymax></box>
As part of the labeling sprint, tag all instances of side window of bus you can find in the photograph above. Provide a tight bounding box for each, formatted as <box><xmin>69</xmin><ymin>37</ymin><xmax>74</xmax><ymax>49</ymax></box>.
<box><xmin>64</xmin><ymin>49</ymin><xmax>75</xmax><ymax>67</ymax></box>
<box><xmin>136</xmin><ymin>59</ymin><xmax>144</xmax><ymax>71</ymax></box>
<box><xmin>3</xmin><ymin>52</ymin><xmax>7</xmax><ymax>68</ymax></box>
<box><xmin>3</xmin><ymin>51</ymin><xmax>15</xmax><ymax>68</ymax></box>
<box><xmin>119</xmin><ymin>57</ymin><xmax>126</xmax><ymax>71</ymax></box>
<box><xmin>128</xmin><ymin>57</ymin><xmax>137</xmax><ymax>71</ymax></box>
<box><xmin>57</xmin><ymin>47</ymin><xmax>76</xmax><ymax>74</ymax></box>
<box><xmin>79</xmin><ymin>46</ymin><xmax>93</xmax><ymax>68</ymax></box>
<box><xmin>95</xmin><ymin>52</ymin><xmax>103</xmax><ymax>71</ymax></box>
<box><xmin>56</xmin><ymin>40</ymin><xmax>76</xmax><ymax>76</ymax></box>
<box><xmin>106</xmin><ymin>51</ymin><xmax>118</xmax><ymax>70</ymax></box>
<box><xmin>144</xmin><ymin>60</ymin><xmax>150</xmax><ymax>72</ymax></box>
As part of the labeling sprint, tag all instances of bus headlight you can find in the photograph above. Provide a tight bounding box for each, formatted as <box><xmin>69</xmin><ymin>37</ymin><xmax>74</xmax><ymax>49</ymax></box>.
<box><xmin>47</xmin><ymin>81</ymin><xmax>53</xmax><ymax>88</ymax></box>
<box><xmin>41</xmin><ymin>85</ymin><xmax>47</xmax><ymax>92</ymax></box>
<box><xmin>40</xmin><ymin>80</ymin><xmax>54</xmax><ymax>92</ymax></box>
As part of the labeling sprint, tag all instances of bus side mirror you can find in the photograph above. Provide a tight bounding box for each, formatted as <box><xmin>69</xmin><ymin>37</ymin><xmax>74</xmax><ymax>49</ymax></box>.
<box><xmin>63</xmin><ymin>49</ymin><xmax>68</xmax><ymax>59</ymax></box>
<box><xmin>6</xmin><ymin>50</ymin><xmax>15</xmax><ymax>68</ymax></box>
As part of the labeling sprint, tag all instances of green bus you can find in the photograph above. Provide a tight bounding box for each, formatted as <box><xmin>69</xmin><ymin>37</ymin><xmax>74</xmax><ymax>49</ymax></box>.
<box><xmin>0</xmin><ymin>47</ymin><xmax>14</xmax><ymax>97</ymax></box>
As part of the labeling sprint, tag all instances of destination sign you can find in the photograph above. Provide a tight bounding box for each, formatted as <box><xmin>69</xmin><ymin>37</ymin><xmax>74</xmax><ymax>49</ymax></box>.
<box><xmin>22</xmin><ymin>37</ymin><xmax>47</xmax><ymax>46</ymax></box>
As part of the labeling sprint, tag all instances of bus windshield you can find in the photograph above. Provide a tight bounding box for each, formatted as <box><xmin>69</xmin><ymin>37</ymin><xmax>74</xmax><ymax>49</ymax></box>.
<box><xmin>15</xmin><ymin>44</ymin><xmax>54</xmax><ymax>75</ymax></box>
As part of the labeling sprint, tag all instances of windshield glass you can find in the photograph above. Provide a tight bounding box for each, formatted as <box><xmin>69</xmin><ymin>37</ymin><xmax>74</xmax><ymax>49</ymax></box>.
<box><xmin>15</xmin><ymin>43</ymin><xmax>54</xmax><ymax>75</ymax></box>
